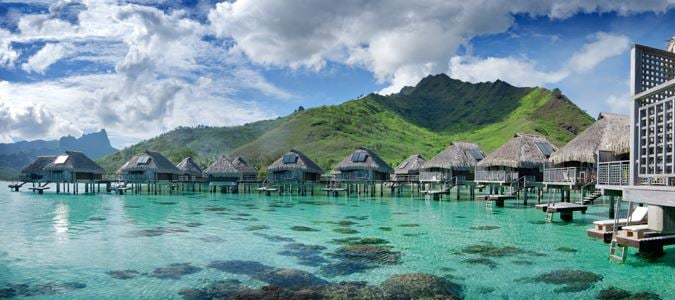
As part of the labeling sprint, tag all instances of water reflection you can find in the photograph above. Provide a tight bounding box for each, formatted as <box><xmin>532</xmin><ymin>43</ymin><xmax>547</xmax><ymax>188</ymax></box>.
<box><xmin>53</xmin><ymin>202</ymin><xmax>69</xmax><ymax>239</ymax></box>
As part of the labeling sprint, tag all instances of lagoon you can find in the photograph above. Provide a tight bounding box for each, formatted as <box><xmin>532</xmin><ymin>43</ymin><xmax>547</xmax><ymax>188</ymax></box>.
<box><xmin>0</xmin><ymin>187</ymin><xmax>672</xmax><ymax>299</ymax></box>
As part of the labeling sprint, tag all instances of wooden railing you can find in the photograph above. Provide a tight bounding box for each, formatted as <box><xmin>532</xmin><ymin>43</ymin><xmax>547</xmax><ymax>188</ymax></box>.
<box><xmin>543</xmin><ymin>167</ymin><xmax>577</xmax><ymax>184</ymax></box>
<box><xmin>597</xmin><ymin>160</ymin><xmax>630</xmax><ymax>186</ymax></box>
<box><xmin>419</xmin><ymin>171</ymin><xmax>450</xmax><ymax>182</ymax></box>
<box><xmin>391</xmin><ymin>174</ymin><xmax>419</xmax><ymax>182</ymax></box>
<box><xmin>475</xmin><ymin>170</ymin><xmax>518</xmax><ymax>182</ymax></box>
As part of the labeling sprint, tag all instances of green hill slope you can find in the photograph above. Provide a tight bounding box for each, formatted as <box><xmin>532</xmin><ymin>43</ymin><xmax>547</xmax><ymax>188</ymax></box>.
<box><xmin>97</xmin><ymin>74</ymin><xmax>594</xmax><ymax>174</ymax></box>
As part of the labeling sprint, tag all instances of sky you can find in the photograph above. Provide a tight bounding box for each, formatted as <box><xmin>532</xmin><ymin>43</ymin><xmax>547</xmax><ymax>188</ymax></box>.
<box><xmin>1</xmin><ymin>0</ymin><xmax>675</xmax><ymax>148</ymax></box>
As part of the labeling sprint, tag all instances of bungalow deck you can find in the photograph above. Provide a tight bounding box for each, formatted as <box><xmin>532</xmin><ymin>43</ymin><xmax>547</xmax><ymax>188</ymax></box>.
<box><xmin>535</xmin><ymin>202</ymin><xmax>587</xmax><ymax>221</ymax></box>
<box><xmin>483</xmin><ymin>194</ymin><xmax>516</xmax><ymax>207</ymax></box>
<box><xmin>615</xmin><ymin>231</ymin><xmax>675</xmax><ymax>257</ymax></box>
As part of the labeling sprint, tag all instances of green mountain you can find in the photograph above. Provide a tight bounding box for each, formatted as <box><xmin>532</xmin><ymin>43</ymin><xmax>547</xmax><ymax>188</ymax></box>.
<box><xmin>97</xmin><ymin>74</ymin><xmax>594</xmax><ymax>174</ymax></box>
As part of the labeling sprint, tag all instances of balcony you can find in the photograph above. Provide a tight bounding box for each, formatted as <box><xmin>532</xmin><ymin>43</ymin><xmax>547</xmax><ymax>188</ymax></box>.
<box><xmin>475</xmin><ymin>170</ymin><xmax>518</xmax><ymax>183</ymax></box>
<box><xmin>543</xmin><ymin>167</ymin><xmax>590</xmax><ymax>184</ymax></box>
<box><xmin>597</xmin><ymin>160</ymin><xmax>629</xmax><ymax>186</ymax></box>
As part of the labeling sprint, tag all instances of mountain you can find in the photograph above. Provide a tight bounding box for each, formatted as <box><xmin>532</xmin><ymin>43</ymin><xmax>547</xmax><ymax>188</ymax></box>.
<box><xmin>97</xmin><ymin>74</ymin><xmax>595</xmax><ymax>174</ymax></box>
<box><xmin>0</xmin><ymin>129</ymin><xmax>117</xmax><ymax>179</ymax></box>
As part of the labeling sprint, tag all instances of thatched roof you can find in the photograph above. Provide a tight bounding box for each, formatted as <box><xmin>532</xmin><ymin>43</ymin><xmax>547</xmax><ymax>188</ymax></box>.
<box><xmin>477</xmin><ymin>133</ymin><xmax>557</xmax><ymax>169</ymax></box>
<box><xmin>395</xmin><ymin>154</ymin><xmax>425</xmax><ymax>175</ymax></box>
<box><xmin>116</xmin><ymin>150</ymin><xmax>181</xmax><ymax>175</ymax></box>
<box><xmin>422</xmin><ymin>142</ymin><xmax>485</xmax><ymax>170</ymax></box>
<box><xmin>267</xmin><ymin>149</ymin><xmax>324</xmax><ymax>174</ymax></box>
<box><xmin>21</xmin><ymin>156</ymin><xmax>56</xmax><ymax>175</ymax></box>
<box><xmin>231</xmin><ymin>156</ymin><xmax>257</xmax><ymax>175</ymax></box>
<box><xmin>204</xmin><ymin>156</ymin><xmax>239</xmax><ymax>176</ymax></box>
<box><xmin>44</xmin><ymin>151</ymin><xmax>105</xmax><ymax>174</ymax></box>
<box><xmin>334</xmin><ymin>148</ymin><xmax>394</xmax><ymax>173</ymax></box>
<box><xmin>176</xmin><ymin>157</ymin><xmax>203</xmax><ymax>176</ymax></box>
<box><xmin>550</xmin><ymin>112</ymin><xmax>630</xmax><ymax>165</ymax></box>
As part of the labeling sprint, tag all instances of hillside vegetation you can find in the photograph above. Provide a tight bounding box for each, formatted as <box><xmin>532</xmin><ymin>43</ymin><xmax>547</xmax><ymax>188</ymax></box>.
<box><xmin>97</xmin><ymin>74</ymin><xmax>595</xmax><ymax>174</ymax></box>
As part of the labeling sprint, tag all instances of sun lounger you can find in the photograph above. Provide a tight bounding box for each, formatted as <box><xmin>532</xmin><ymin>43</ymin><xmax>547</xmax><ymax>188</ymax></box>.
<box><xmin>593</xmin><ymin>206</ymin><xmax>648</xmax><ymax>231</ymax></box>
<box><xmin>619</xmin><ymin>224</ymin><xmax>652</xmax><ymax>239</ymax></box>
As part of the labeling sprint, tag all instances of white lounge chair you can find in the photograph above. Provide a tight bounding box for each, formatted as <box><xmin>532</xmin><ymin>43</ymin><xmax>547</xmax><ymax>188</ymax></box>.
<box><xmin>593</xmin><ymin>206</ymin><xmax>649</xmax><ymax>232</ymax></box>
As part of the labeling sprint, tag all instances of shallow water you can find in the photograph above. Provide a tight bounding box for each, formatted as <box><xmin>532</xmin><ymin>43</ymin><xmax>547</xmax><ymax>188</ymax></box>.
<box><xmin>0</xmin><ymin>185</ymin><xmax>673</xmax><ymax>299</ymax></box>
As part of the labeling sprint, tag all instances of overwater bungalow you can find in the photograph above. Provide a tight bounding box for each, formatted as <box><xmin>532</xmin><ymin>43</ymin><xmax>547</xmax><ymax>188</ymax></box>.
<box><xmin>176</xmin><ymin>157</ymin><xmax>203</xmax><ymax>182</ymax></box>
<box><xmin>333</xmin><ymin>148</ymin><xmax>393</xmax><ymax>182</ymax></box>
<box><xmin>231</xmin><ymin>156</ymin><xmax>258</xmax><ymax>181</ymax></box>
<box><xmin>20</xmin><ymin>156</ymin><xmax>56</xmax><ymax>181</ymax></box>
<box><xmin>204</xmin><ymin>156</ymin><xmax>240</xmax><ymax>184</ymax></box>
<box><xmin>545</xmin><ymin>112</ymin><xmax>629</xmax><ymax>204</ymax></box>
<box><xmin>116</xmin><ymin>150</ymin><xmax>181</xmax><ymax>182</ymax></box>
<box><xmin>392</xmin><ymin>154</ymin><xmax>425</xmax><ymax>182</ymax></box>
<box><xmin>267</xmin><ymin>149</ymin><xmax>324</xmax><ymax>182</ymax></box>
<box><xmin>607</xmin><ymin>40</ymin><xmax>675</xmax><ymax>261</ymax></box>
<box><xmin>43</xmin><ymin>151</ymin><xmax>104</xmax><ymax>182</ymax></box>
<box><xmin>476</xmin><ymin>133</ymin><xmax>556</xmax><ymax>194</ymax></box>
<box><xmin>420</xmin><ymin>142</ymin><xmax>485</xmax><ymax>183</ymax></box>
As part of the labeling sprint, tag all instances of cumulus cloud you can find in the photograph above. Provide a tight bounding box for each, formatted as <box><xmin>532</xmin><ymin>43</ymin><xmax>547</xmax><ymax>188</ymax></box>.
<box><xmin>567</xmin><ymin>32</ymin><xmax>630</xmax><ymax>73</ymax></box>
<box><xmin>447</xmin><ymin>32</ymin><xmax>630</xmax><ymax>88</ymax></box>
<box><xmin>0</xmin><ymin>29</ymin><xmax>19</xmax><ymax>68</ymax></box>
<box><xmin>208</xmin><ymin>1</ymin><xmax>665</xmax><ymax>93</ymax></box>
<box><xmin>21</xmin><ymin>43</ymin><xmax>71</xmax><ymax>74</ymax></box>
<box><xmin>0</xmin><ymin>100</ymin><xmax>81</xmax><ymax>143</ymax></box>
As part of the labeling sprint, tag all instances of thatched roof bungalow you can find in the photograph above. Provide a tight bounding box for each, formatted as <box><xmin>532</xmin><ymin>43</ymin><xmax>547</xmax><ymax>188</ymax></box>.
<box><xmin>420</xmin><ymin>142</ymin><xmax>485</xmax><ymax>182</ymax></box>
<box><xmin>231</xmin><ymin>156</ymin><xmax>258</xmax><ymax>181</ymax></box>
<box><xmin>267</xmin><ymin>149</ymin><xmax>324</xmax><ymax>182</ymax></box>
<box><xmin>334</xmin><ymin>148</ymin><xmax>393</xmax><ymax>181</ymax></box>
<box><xmin>21</xmin><ymin>156</ymin><xmax>56</xmax><ymax>180</ymax></box>
<box><xmin>393</xmin><ymin>154</ymin><xmax>425</xmax><ymax>181</ymax></box>
<box><xmin>204</xmin><ymin>155</ymin><xmax>240</xmax><ymax>184</ymax></box>
<box><xmin>550</xmin><ymin>113</ymin><xmax>629</xmax><ymax>165</ymax></box>
<box><xmin>545</xmin><ymin>113</ymin><xmax>629</xmax><ymax>185</ymax></box>
<box><xmin>476</xmin><ymin>133</ymin><xmax>557</xmax><ymax>183</ymax></box>
<box><xmin>43</xmin><ymin>151</ymin><xmax>104</xmax><ymax>182</ymax></box>
<box><xmin>116</xmin><ymin>150</ymin><xmax>180</xmax><ymax>182</ymax></box>
<box><xmin>176</xmin><ymin>157</ymin><xmax>203</xmax><ymax>178</ymax></box>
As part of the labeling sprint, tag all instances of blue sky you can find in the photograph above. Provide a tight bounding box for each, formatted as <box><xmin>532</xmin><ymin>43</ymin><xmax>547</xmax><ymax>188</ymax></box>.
<box><xmin>1</xmin><ymin>1</ymin><xmax>675</xmax><ymax>148</ymax></box>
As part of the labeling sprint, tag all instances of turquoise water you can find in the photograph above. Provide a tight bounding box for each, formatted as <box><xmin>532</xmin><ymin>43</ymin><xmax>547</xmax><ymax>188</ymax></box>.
<box><xmin>0</xmin><ymin>185</ymin><xmax>673</xmax><ymax>299</ymax></box>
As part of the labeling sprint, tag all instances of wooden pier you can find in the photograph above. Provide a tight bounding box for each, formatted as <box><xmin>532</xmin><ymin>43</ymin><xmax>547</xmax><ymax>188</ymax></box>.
<box><xmin>483</xmin><ymin>194</ymin><xmax>516</xmax><ymax>207</ymax></box>
<box><xmin>535</xmin><ymin>202</ymin><xmax>587</xmax><ymax>221</ymax></box>
<box><xmin>615</xmin><ymin>231</ymin><xmax>675</xmax><ymax>257</ymax></box>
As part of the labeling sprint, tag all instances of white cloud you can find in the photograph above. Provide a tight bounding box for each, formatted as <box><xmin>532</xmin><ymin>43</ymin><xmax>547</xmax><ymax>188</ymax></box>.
<box><xmin>567</xmin><ymin>32</ymin><xmax>630</xmax><ymax>73</ymax></box>
<box><xmin>21</xmin><ymin>43</ymin><xmax>71</xmax><ymax>74</ymax></box>
<box><xmin>0</xmin><ymin>29</ymin><xmax>19</xmax><ymax>68</ymax></box>
<box><xmin>446</xmin><ymin>32</ymin><xmax>629</xmax><ymax>88</ymax></box>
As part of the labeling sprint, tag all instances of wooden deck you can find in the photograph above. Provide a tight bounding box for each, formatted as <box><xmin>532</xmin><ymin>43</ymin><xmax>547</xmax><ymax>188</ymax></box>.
<box><xmin>28</xmin><ymin>186</ymin><xmax>50</xmax><ymax>194</ymax></box>
<box><xmin>535</xmin><ymin>202</ymin><xmax>587</xmax><ymax>221</ymax></box>
<box><xmin>587</xmin><ymin>228</ymin><xmax>613</xmax><ymax>243</ymax></box>
<box><xmin>616</xmin><ymin>233</ymin><xmax>675</xmax><ymax>256</ymax></box>
<box><xmin>483</xmin><ymin>194</ymin><xmax>516</xmax><ymax>207</ymax></box>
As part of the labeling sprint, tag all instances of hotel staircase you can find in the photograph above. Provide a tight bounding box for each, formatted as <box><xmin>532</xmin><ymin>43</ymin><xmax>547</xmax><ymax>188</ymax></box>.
<box><xmin>580</xmin><ymin>191</ymin><xmax>603</xmax><ymax>205</ymax></box>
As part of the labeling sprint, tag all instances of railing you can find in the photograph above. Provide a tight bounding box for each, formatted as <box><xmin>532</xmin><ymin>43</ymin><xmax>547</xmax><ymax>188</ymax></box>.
<box><xmin>419</xmin><ymin>171</ymin><xmax>450</xmax><ymax>182</ymax></box>
<box><xmin>391</xmin><ymin>174</ymin><xmax>419</xmax><ymax>182</ymax></box>
<box><xmin>543</xmin><ymin>167</ymin><xmax>577</xmax><ymax>184</ymax></box>
<box><xmin>597</xmin><ymin>160</ymin><xmax>630</xmax><ymax>186</ymax></box>
<box><xmin>177</xmin><ymin>175</ymin><xmax>207</xmax><ymax>182</ymax></box>
<box><xmin>475</xmin><ymin>170</ymin><xmax>518</xmax><ymax>182</ymax></box>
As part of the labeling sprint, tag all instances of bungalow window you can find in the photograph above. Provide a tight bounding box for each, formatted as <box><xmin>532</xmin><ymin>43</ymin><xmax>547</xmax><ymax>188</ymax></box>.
<box><xmin>351</xmin><ymin>152</ymin><xmax>368</xmax><ymax>162</ymax></box>
<box><xmin>535</xmin><ymin>142</ymin><xmax>554</xmax><ymax>157</ymax></box>
<box><xmin>282</xmin><ymin>154</ymin><xmax>298</xmax><ymax>164</ymax></box>
<box><xmin>54</xmin><ymin>155</ymin><xmax>69</xmax><ymax>164</ymax></box>
<box><xmin>137</xmin><ymin>156</ymin><xmax>151</xmax><ymax>165</ymax></box>
<box><xmin>467</xmin><ymin>149</ymin><xmax>484</xmax><ymax>161</ymax></box>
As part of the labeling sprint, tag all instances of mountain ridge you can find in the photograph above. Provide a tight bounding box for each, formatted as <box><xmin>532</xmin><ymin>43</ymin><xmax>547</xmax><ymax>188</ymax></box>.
<box><xmin>96</xmin><ymin>74</ymin><xmax>594</xmax><ymax>175</ymax></box>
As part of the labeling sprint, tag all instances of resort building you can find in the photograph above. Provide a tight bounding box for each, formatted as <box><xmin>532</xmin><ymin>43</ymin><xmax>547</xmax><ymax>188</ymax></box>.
<box><xmin>231</xmin><ymin>156</ymin><xmax>258</xmax><ymax>181</ymax></box>
<box><xmin>609</xmin><ymin>38</ymin><xmax>675</xmax><ymax>259</ymax></box>
<box><xmin>420</xmin><ymin>142</ymin><xmax>485</xmax><ymax>183</ymax></box>
<box><xmin>176</xmin><ymin>157</ymin><xmax>203</xmax><ymax>181</ymax></box>
<box><xmin>20</xmin><ymin>156</ymin><xmax>56</xmax><ymax>181</ymax></box>
<box><xmin>267</xmin><ymin>149</ymin><xmax>324</xmax><ymax>182</ymax></box>
<box><xmin>392</xmin><ymin>154</ymin><xmax>425</xmax><ymax>182</ymax></box>
<box><xmin>204</xmin><ymin>156</ymin><xmax>241</xmax><ymax>184</ymax></box>
<box><xmin>43</xmin><ymin>151</ymin><xmax>104</xmax><ymax>182</ymax></box>
<box><xmin>546</xmin><ymin>113</ymin><xmax>629</xmax><ymax>188</ymax></box>
<box><xmin>333</xmin><ymin>148</ymin><xmax>394</xmax><ymax>181</ymax></box>
<box><xmin>116</xmin><ymin>150</ymin><xmax>181</xmax><ymax>182</ymax></box>
<box><xmin>475</xmin><ymin>133</ymin><xmax>557</xmax><ymax>185</ymax></box>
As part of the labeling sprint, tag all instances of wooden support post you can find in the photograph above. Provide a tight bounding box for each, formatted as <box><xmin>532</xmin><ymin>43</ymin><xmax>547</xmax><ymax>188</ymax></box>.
<box><xmin>560</xmin><ymin>211</ymin><xmax>573</xmax><ymax>221</ymax></box>
<box><xmin>609</xmin><ymin>196</ymin><xmax>615</xmax><ymax>218</ymax></box>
